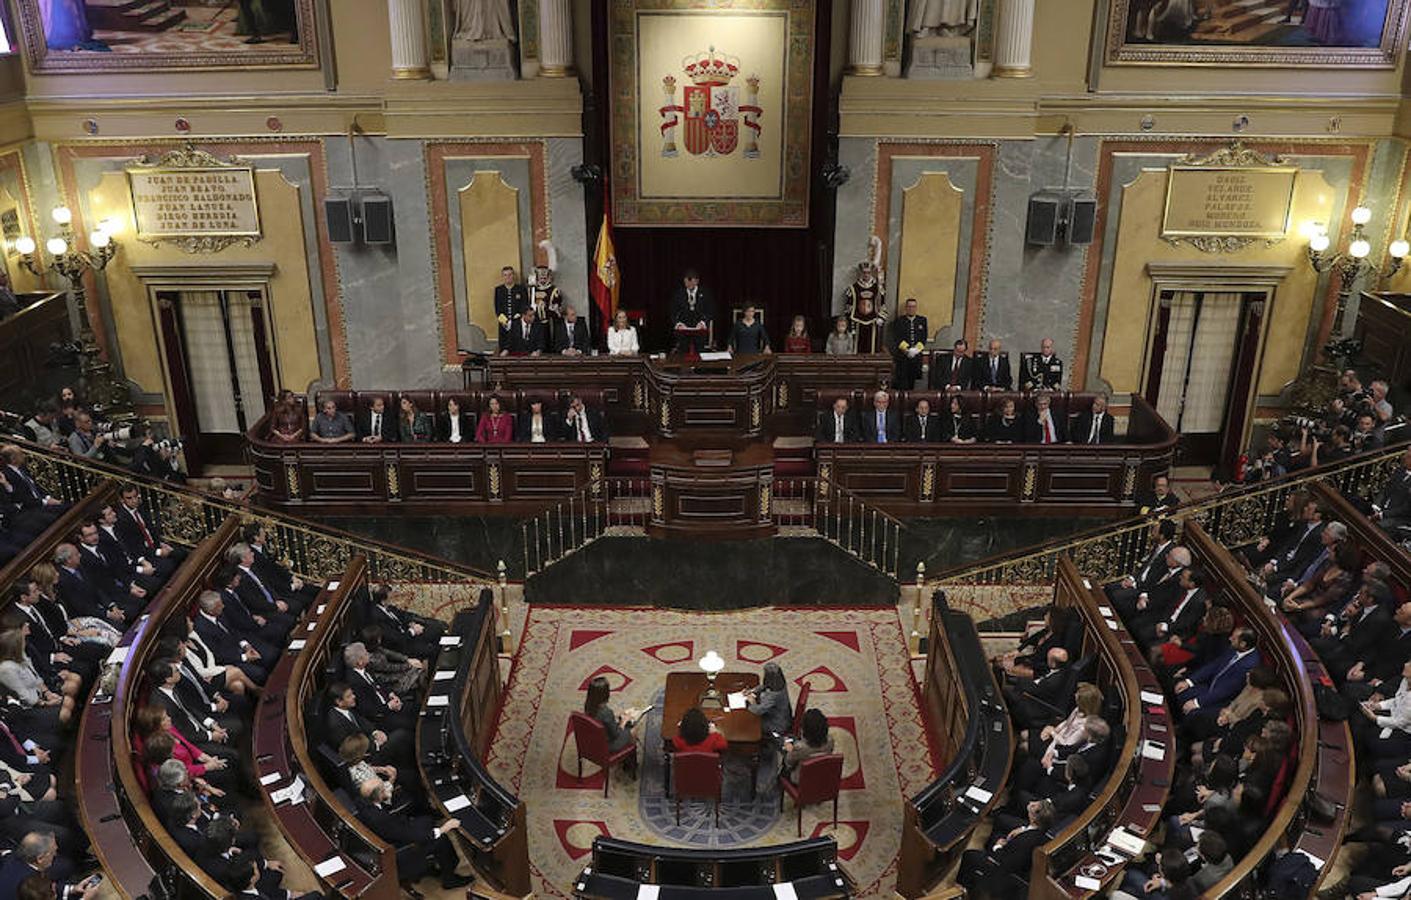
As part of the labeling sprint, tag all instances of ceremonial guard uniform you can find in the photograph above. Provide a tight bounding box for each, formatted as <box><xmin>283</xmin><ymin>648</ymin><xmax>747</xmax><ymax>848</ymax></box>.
<box><xmin>1020</xmin><ymin>352</ymin><xmax>1064</xmax><ymax>391</ymax></box>
<box><xmin>845</xmin><ymin>237</ymin><xmax>887</xmax><ymax>355</ymax></box>
<box><xmin>530</xmin><ymin>241</ymin><xmax>564</xmax><ymax>324</ymax></box>
<box><xmin>892</xmin><ymin>310</ymin><xmax>929</xmax><ymax>389</ymax></box>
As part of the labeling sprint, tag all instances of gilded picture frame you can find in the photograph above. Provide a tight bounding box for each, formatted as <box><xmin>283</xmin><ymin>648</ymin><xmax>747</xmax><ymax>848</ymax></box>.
<box><xmin>15</xmin><ymin>0</ymin><xmax>320</xmax><ymax>73</ymax></box>
<box><xmin>609</xmin><ymin>0</ymin><xmax>815</xmax><ymax>228</ymax></box>
<box><xmin>1103</xmin><ymin>0</ymin><xmax>1411</xmax><ymax>68</ymax></box>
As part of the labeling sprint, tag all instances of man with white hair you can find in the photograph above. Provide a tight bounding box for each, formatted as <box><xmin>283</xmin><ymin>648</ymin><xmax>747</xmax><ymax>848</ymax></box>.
<box><xmin>1117</xmin><ymin>545</ymin><xmax>1190</xmax><ymax>621</ymax></box>
<box><xmin>344</xmin><ymin>643</ymin><xmax>415</xmax><ymax>732</ymax></box>
<box><xmin>0</xmin><ymin>832</ymin><xmax>98</xmax><ymax>900</ymax></box>
<box><xmin>1020</xmin><ymin>337</ymin><xmax>1064</xmax><ymax>391</ymax></box>
<box><xmin>861</xmin><ymin>391</ymin><xmax>900</xmax><ymax>444</ymax></box>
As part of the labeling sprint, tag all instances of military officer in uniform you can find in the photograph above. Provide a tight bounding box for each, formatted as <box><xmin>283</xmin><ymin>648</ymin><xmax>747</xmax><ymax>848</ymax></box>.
<box><xmin>530</xmin><ymin>242</ymin><xmax>563</xmax><ymax>325</ymax></box>
<box><xmin>1020</xmin><ymin>337</ymin><xmax>1064</xmax><ymax>391</ymax></box>
<box><xmin>493</xmin><ymin>266</ymin><xmax>528</xmax><ymax>347</ymax></box>
<box><xmin>891</xmin><ymin>298</ymin><xmax>928</xmax><ymax>389</ymax></box>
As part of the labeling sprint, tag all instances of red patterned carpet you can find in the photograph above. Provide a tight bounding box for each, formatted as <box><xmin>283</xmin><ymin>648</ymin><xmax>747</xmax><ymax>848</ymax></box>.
<box><xmin>484</xmin><ymin>606</ymin><xmax>937</xmax><ymax>897</ymax></box>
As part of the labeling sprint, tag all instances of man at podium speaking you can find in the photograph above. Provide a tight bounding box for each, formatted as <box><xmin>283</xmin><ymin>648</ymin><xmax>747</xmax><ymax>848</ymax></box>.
<box><xmin>669</xmin><ymin>269</ymin><xmax>715</xmax><ymax>355</ymax></box>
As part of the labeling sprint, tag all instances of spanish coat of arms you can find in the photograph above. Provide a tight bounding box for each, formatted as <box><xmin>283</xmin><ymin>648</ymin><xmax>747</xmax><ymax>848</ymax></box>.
<box><xmin>658</xmin><ymin>45</ymin><xmax>763</xmax><ymax>159</ymax></box>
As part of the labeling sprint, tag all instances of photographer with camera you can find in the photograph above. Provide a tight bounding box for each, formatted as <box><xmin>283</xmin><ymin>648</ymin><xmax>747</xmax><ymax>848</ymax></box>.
<box><xmin>65</xmin><ymin>413</ymin><xmax>114</xmax><ymax>462</ymax></box>
<box><xmin>129</xmin><ymin>425</ymin><xmax>186</xmax><ymax>485</ymax></box>
<box><xmin>1352</xmin><ymin>412</ymin><xmax>1386</xmax><ymax>453</ymax></box>
<box><xmin>1244</xmin><ymin>430</ymin><xmax>1293</xmax><ymax>484</ymax></box>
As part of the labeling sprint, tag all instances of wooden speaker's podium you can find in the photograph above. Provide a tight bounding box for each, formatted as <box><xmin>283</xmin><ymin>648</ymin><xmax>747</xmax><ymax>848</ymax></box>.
<box><xmin>647</xmin><ymin>441</ymin><xmax>776</xmax><ymax>541</ymax></box>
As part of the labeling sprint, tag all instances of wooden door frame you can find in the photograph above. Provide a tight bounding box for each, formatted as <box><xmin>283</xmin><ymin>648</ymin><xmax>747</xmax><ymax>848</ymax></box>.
<box><xmin>133</xmin><ymin>264</ymin><xmax>280</xmax><ymax>461</ymax></box>
<box><xmin>1140</xmin><ymin>264</ymin><xmax>1291</xmax><ymax>466</ymax></box>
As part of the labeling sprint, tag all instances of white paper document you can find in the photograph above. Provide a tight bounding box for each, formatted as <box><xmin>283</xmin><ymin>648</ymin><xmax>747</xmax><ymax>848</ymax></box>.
<box><xmin>726</xmin><ymin>692</ymin><xmax>747</xmax><ymax>711</ymax></box>
<box><xmin>1140</xmin><ymin>740</ymin><xmax>1165</xmax><ymax>761</ymax></box>
<box><xmin>1105</xmin><ymin>619</ymin><xmax>1119</xmax><ymax>630</ymax></box>
<box><xmin>636</xmin><ymin>886</ymin><xmax>660</xmax><ymax>900</ymax></box>
<box><xmin>288</xmin><ymin>640</ymin><xmax>306</xmax><ymax>651</ymax></box>
<box><xmin>963</xmin><ymin>785</ymin><xmax>993</xmax><ymax>804</ymax></box>
<box><xmin>106</xmin><ymin>646</ymin><xmax>129</xmax><ymax>665</ymax></box>
<box><xmin>771</xmin><ymin>883</ymin><xmax>798</xmax><ymax>900</ymax></box>
<box><xmin>317</xmin><ymin>604</ymin><xmax>327</xmax><ymax>614</ymax></box>
<box><xmin>444</xmin><ymin>794</ymin><xmax>472</xmax><ymax>812</ymax></box>
<box><xmin>428</xmin><ymin>694</ymin><xmax>450</xmax><ymax>707</ymax></box>
<box><xmin>1074</xmin><ymin>876</ymin><xmax>1102</xmax><ymax>891</ymax></box>
<box><xmin>699</xmin><ymin>351</ymin><xmax>732</xmax><ymax>362</ymax></box>
<box><xmin>1098</xmin><ymin>606</ymin><xmax>1113</xmax><ymax>616</ymax></box>
<box><xmin>313</xmin><ymin>857</ymin><xmax>347</xmax><ymax>878</ymax></box>
<box><xmin>434</xmin><ymin>670</ymin><xmax>455</xmax><ymax>681</ymax></box>
<box><xmin>271</xmin><ymin>776</ymin><xmax>306</xmax><ymax>805</ymax></box>
<box><xmin>259</xmin><ymin>772</ymin><xmax>283</xmax><ymax>786</ymax></box>
<box><xmin>1108</xmin><ymin>827</ymin><xmax>1146</xmax><ymax>856</ymax></box>
<box><xmin>439</xmin><ymin>636</ymin><xmax>462</xmax><ymax>647</ymax></box>
<box><xmin>1140</xmin><ymin>690</ymin><xmax>1165</xmax><ymax>706</ymax></box>
<box><xmin>326</xmin><ymin>582</ymin><xmax>339</xmax><ymax>591</ymax></box>
<box><xmin>1082</xmin><ymin>579</ymin><xmax>1092</xmax><ymax>590</ymax></box>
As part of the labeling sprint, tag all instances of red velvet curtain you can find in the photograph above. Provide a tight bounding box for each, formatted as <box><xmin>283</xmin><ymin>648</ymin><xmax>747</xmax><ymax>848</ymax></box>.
<box><xmin>585</xmin><ymin>2</ymin><xmax>836</xmax><ymax>353</ymax></box>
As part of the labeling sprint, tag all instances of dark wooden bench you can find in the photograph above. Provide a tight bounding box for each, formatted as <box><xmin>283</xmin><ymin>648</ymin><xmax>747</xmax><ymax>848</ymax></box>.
<box><xmin>574</xmin><ymin>836</ymin><xmax>852</xmax><ymax>899</ymax></box>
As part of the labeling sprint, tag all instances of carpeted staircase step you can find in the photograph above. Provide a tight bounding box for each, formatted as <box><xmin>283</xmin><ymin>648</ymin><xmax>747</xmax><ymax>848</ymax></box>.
<box><xmin>88</xmin><ymin>0</ymin><xmax>186</xmax><ymax>32</ymax></box>
<box><xmin>608</xmin><ymin>435</ymin><xmax>650</xmax><ymax>477</ymax></box>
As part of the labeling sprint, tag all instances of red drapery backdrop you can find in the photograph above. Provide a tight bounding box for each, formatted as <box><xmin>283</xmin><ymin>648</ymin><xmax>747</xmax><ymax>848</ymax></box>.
<box><xmin>586</xmin><ymin>1</ymin><xmax>836</xmax><ymax>353</ymax></box>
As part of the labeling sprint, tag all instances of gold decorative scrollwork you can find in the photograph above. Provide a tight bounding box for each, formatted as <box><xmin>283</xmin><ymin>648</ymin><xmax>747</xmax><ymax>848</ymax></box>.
<box><xmin>284</xmin><ymin>464</ymin><xmax>301</xmax><ymax>499</ymax></box>
<box><xmin>1021</xmin><ymin>463</ymin><xmax>1037</xmax><ymax>502</ymax></box>
<box><xmin>158</xmin><ymin>495</ymin><xmax>208</xmax><ymax>546</ymax></box>
<box><xmin>751</xmin><ymin>396</ymin><xmax>762</xmax><ymax>429</ymax></box>
<box><xmin>488</xmin><ymin>463</ymin><xmax>502</xmax><ymax>500</ymax></box>
<box><xmin>920</xmin><ymin>464</ymin><xmax>936</xmax><ymax>502</ymax></box>
<box><xmin>777</xmin><ymin>381</ymin><xmax>789</xmax><ymax>408</ymax></box>
<box><xmin>385</xmin><ymin>463</ymin><xmax>400</xmax><ymax>500</ymax></box>
<box><xmin>137</xmin><ymin>143</ymin><xmax>248</xmax><ymax>170</ymax></box>
<box><xmin>633</xmin><ymin>380</ymin><xmax>646</xmax><ymax>410</ymax></box>
<box><xmin>818</xmin><ymin>463</ymin><xmax>832</xmax><ymax>486</ymax></box>
<box><xmin>1122</xmin><ymin>462</ymin><xmax>1138</xmax><ymax>499</ymax></box>
<box><xmin>759</xmin><ymin>483</ymin><xmax>772</xmax><ymax>520</ymax></box>
<box><xmin>659</xmin><ymin>398</ymin><xmax>671</xmax><ymax>431</ymax></box>
<box><xmin>652</xmin><ymin>485</ymin><xmax>664</xmax><ymax>520</ymax></box>
<box><xmin>1180</xmin><ymin>140</ymin><xmax>1284</xmax><ymax>169</ymax></box>
<box><xmin>1161</xmin><ymin>234</ymin><xmax>1283</xmax><ymax>254</ymax></box>
<box><xmin>589</xmin><ymin>462</ymin><xmax>604</xmax><ymax>498</ymax></box>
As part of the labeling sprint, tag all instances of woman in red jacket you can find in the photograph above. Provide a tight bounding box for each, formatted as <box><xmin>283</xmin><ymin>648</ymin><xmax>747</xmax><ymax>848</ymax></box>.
<box><xmin>475</xmin><ymin>395</ymin><xmax>515</xmax><ymax>444</ymax></box>
<box><xmin>671</xmin><ymin>706</ymin><xmax>728</xmax><ymax>754</ymax></box>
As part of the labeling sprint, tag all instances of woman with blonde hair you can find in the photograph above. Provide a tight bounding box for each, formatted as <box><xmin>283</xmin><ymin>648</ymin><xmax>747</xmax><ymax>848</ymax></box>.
<box><xmin>30</xmin><ymin>562</ymin><xmax>120</xmax><ymax>647</ymax></box>
<box><xmin>0</xmin><ymin>627</ymin><xmax>73</xmax><ymax>735</ymax></box>
<box><xmin>1025</xmin><ymin>681</ymin><xmax>1102</xmax><ymax>760</ymax></box>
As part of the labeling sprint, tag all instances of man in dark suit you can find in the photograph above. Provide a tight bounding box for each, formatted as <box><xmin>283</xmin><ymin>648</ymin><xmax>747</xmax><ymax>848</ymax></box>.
<box><xmin>1133</xmin><ymin>474</ymin><xmax>1179</xmax><ymax>517</ymax></box>
<box><xmin>502</xmin><ymin>307</ymin><xmax>547</xmax><ymax>356</ymax></box>
<box><xmin>958</xmin><ymin>799</ymin><xmax>1054</xmax><ymax>897</ymax></box>
<box><xmin>12</xmin><ymin>576</ymin><xmax>103</xmax><ymax>680</ymax></box>
<box><xmin>1176</xmin><ymin>628</ymin><xmax>1261</xmax><ymax>714</ymax></box>
<box><xmin>1136</xmin><ymin>566</ymin><xmax>1207</xmax><ymax>648</ymax></box>
<box><xmin>669</xmin><ymin>269</ymin><xmax>714</xmax><ymax>354</ymax></box>
<box><xmin>325</xmin><ymin>682</ymin><xmax>414</xmax><ymax>771</ymax></box>
<box><xmin>343</xmin><ymin>642</ymin><xmax>417</xmax><ymax>731</ymax></box>
<box><xmin>890</xmin><ymin>299</ymin><xmax>928</xmax><ymax>390</ymax></box>
<box><xmin>241</xmin><ymin>522</ymin><xmax>320</xmax><ymax>604</ymax></box>
<box><xmin>553</xmin><ymin>304</ymin><xmax>591</xmax><ymax>356</ymax></box>
<box><xmin>860</xmin><ymin>391</ymin><xmax>901</xmax><ymax>444</ymax></box>
<box><xmin>1258</xmin><ymin>498</ymin><xmax>1325</xmax><ymax>587</ymax></box>
<box><xmin>355</xmin><ymin>777</ymin><xmax>473</xmax><ymax>890</ymax></box>
<box><xmin>1019</xmin><ymin>337</ymin><xmax>1064</xmax><ymax>391</ymax></box>
<box><xmin>816</xmin><ymin>398</ymin><xmax>861</xmax><ymax>444</ymax></box>
<box><xmin>903</xmin><ymin>398</ymin><xmax>939</xmax><ymax>443</ymax></box>
<box><xmin>228</xmin><ymin>542</ymin><xmax>305</xmax><ymax>622</ymax></box>
<box><xmin>1022</xmin><ymin>392</ymin><xmax>1067</xmax><ymax>444</ymax></box>
<box><xmin>356</xmin><ymin>396</ymin><xmax>398</xmax><ymax>444</ymax></box>
<box><xmin>193</xmin><ymin>589</ymin><xmax>272</xmax><ymax>683</ymax></box>
<box><xmin>114</xmin><ymin>485</ymin><xmax>185</xmax><ymax>574</ymax></box>
<box><xmin>0</xmin><ymin>445</ymin><xmax>67</xmax><ymax>533</ymax></box>
<box><xmin>357</xmin><ymin>584</ymin><xmax>444</xmax><ymax>660</ymax></box>
<box><xmin>1314</xmin><ymin>581</ymin><xmax>1395</xmax><ymax>683</ymax></box>
<box><xmin>1105</xmin><ymin>521</ymin><xmax>1181</xmax><ymax>612</ymax></box>
<box><xmin>516</xmin><ymin>399</ymin><xmax>561</xmax><ymax>443</ymax></box>
<box><xmin>976</xmin><ymin>338</ymin><xmax>1012</xmax><ymax>391</ymax></box>
<box><xmin>95</xmin><ymin>503</ymin><xmax>163</xmax><ymax>592</ymax></box>
<box><xmin>1375</xmin><ymin>447</ymin><xmax>1411</xmax><ymax>534</ymax></box>
<box><xmin>562</xmin><ymin>395</ymin><xmax>608</xmax><ymax>443</ymax></box>
<box><xmin>76</xmin><ymin>524</ymin><xmax>147</xmax><ymax>610</ymax></box>
<box><xmin>212</xmin><ymin>566</ymin><xmax>284</xmax><ymax>653</ymax></box>
<box><xmin>54</xmin><ymin>542</ymin><xmax>131</xmax><ymax>626</ymax></box>
<box><xmin>146</xmin><ymin>657</ymin><xmax>240</xmax><ymax>760</ymax></box>
<box><xmin>493</xmin><ymin>265</ymin><xmax>528</xmax><ymax>346</ymax></box>
<box><xmin>0</xmin><ymin>833</ymin><xmax>96</xmax><ymax>900</ymax></box>
<box><xmin>932</xmin><ymin>339</ymin><xmax>975</xmax><ymax>390</ymax></box>
<box><xmin>1004</xmin><ymin>648</ymin><xmax>1073</xmax><ymax>728</ymax></box>
<box><xmin>1071</xmin><ymin>393</ymin><xmax>1115</xmax><ymax>446</ymax></box>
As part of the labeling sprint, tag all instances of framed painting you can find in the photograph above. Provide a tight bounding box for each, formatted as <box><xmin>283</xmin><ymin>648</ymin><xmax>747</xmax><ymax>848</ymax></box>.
<box><xmin>1103</xmin><ymin>0</ymin><xmax>1411</xmax><ymax>67</ymax></box>
<box><xmin>16</xmin><ymin>0</ymin><xmax>321</xmax><ymax>73</ymax></box>
<box><xmin>608</xmin><ymin>0</ymin><xmax>815</xmax><ymax>228</ymax></box>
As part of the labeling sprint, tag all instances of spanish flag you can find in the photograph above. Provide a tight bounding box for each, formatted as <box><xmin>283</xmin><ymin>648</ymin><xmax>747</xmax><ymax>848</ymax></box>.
<box><xmin>589</xmin><ymin>185</ymin><xmax>619</xmax><ymax>343</ymax></box>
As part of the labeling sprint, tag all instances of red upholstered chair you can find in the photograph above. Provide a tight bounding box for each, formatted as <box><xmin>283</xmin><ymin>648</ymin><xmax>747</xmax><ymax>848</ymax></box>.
<box><xmin>779</xmin><ymin>753</ymin><xmax>843</xmax><ymax>836</ymax></box>
<box><xmin>790</xmin><ymin>683</ymin><xmax>812</xmax><ymax>738</ymax></box>
<box><xmin>569</xmin><ymin>711</ymin><xmax>637</xmax><ymax>798</ymax></box>
<box><xmin>671</xmin><ymin>751</ymin><xmax>722</xmax><ymax>826</ymax></box>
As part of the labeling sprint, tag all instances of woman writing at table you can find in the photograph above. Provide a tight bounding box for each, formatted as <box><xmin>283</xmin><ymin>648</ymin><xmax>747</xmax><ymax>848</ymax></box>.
<box><xmin>607</xmin><ymin>310</ymin><xmax>639</xmax><ymax>356</ymax></box>
<box><xmin>584</xmin><ymin>676</ymin><xmax>645</xmax><ymax>768</ymax></box>
<box><xmin>745</xmin><ymin>661</ymin><xmax>793</xmax><ymax>737</ymax></box>
<box><xmin>398</xmin><ymin>396</ymin><xmax>433</xmax><ymax>443</ymax></box>
<box><xmin>672</xmin><ymin>707</ymin><xmax>728</xmax><ymax>754</ymax></box>
<box><xmin>475</xmin><ymin>395</ymin><xmax>515</xmax><ymax>444</ymax></box>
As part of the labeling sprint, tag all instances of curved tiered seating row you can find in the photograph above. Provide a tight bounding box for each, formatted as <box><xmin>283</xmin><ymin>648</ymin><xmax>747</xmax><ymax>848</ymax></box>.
<box><xmin>76</xmin><ymin>515</ymin><xmax>242</xmax><ymax>900</ymax></box>
<box><xmin>252</xmin><ymin>555</ymin><xmax>402</xmax><ymax>900</ymax></box>
<box><xmin>1027</xmin><ymin>557</ymin><xmax>1176</xmax><ymax>899</ymax></box>
<box><xmin>416</xmin><ymin>589</ymin><xmax>531</xmax><ymax>896</ymax></box>
<box><xmin>573</xmin><ymin>836</ymin><xmax>853</xmax><ymax>900</ymax></box>
<box><xmin>897</xmin><ymin>594</ymin><xmax>1013</xmax><ymax>897</ymax></box>
<box><xmin>0</xmin><ymin>479</ymin><xmax>115</xmax><ymax>590</ymax></box>
<box><xmin>1183</xmin><ymin>520</ymin><xmax>1354</xmax><ymax>898</ymax></box>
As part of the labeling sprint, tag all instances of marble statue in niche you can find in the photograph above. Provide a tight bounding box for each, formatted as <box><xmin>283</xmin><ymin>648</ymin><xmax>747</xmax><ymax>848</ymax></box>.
<box><xmin>451</xmin><ymin>0</ymin><xmax>517</xmax><ymax>80</ymax></box>
<box><xmin>906</xmin><ymin>0</ymin><xmax>983</xmax><ymax>79</ymax></box>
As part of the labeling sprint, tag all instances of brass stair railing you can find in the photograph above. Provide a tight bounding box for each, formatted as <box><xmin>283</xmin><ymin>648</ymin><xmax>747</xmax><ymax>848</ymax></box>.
<box><xmin>521</xmin><ymin>474</ymin><xmax>904</xmax><ymax>579</ymax></box>
<box><xmin>8</xmin><ymin>438</ymin><xmax>495</xmax><ymax>586</ymax></box>
<box><xmin>933</xmin><ymin>440</ymin><xmax>1408</xmax><ymax>613</ymax></box>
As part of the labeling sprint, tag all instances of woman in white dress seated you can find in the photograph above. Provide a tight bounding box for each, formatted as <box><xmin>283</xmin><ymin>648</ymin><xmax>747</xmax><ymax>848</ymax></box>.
<box><xmin>607</xmin><ymin>310</ymin><xmax>640</xmax><ymax>356</ymax></box>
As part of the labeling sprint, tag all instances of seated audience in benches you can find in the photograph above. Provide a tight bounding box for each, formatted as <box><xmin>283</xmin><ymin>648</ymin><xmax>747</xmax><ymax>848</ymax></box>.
<box><xmin>1134</xmin><ymin>474</ymin><xmax>1179</xmax><ymax>516</ymax></box>
<box><xmin>1278</xmin><ymin>536</ymin><xmax>1358</xmax><ymax>631</ymax></box>
<box><xmin>860</xmin><ymin>391</ymin><xmax>899</xmax><ymax>444</ymax></box>
<box><xmin>1174</xmin><ymin>627</ymin><xmax>1261</xmax><ymax>715</ymax></box>
<box><xmin>1022</xmin><ymin>392</ymin><xmax>1065</xmax><ymax>444</ymax></box>
<box><xmin>357</xmin><ymin>396</ymin><xmax>397</xmax><ymax>444</ymax></box>
<box><xmin>902</xmin><ymin>398</ymin><xmax>937</xmax><ymax>443</ymax></box>
<box><xmin>359</xmin><ymin>624</ymin><xmax>426</xmax><ymax>694</ymax></box>
<box><xmin>991</xmin><ymin>605</ymin><xmax>1081</xmax><ymax>681</ymax></box>
<box><xmin>815</xmin><ymin>397</ymin><xmax>860</xmax><ymax>445</ymax></box>
<box><xmin>941</xmin><ymin>394</ymin><xmax>977</xmax><ymax>443</ymax></box>
<box><xmin>985</xmin><ymin>397</ymin><xmax>1021</xmax><ymax>444</ymax></box>
<box><xmin>1153</xmin><ymin>600</ymin><xmax>1232</xmax><ymax>678</ymax></box>
<box><xmin>516</xmin><ymin>399</ymin><xmax>559</xmax><ymax>443</ymax></box>
<box><xmin>355</xmin><ymin>583</ymin><xmax>446</xmax><ymax>660</ymax></box>
<box><xmin>563</xmin><ymin>394</ymin><xmax>608</xmax><ymax>443</ymax></box>
<box><xmin>114</xmin><ymin>484</ymin><xmax>187</xmax><ymax>574</ymax></box>
<box><xmin>1108</xmin><ymin>543</ymin><xmax>1189</xmax><ymax>621</ymax></box>
<box><xmin>310</xmin><ymin>399</ymin><xmax>356</xmax><ymax>444</ymax></box>
<box><xmin>957</xmin><ymin>798</ymin><xmax>1053</xmax><ymax>897</ymax></box>
<box><xmin>438</xmin><ymin>396</ymin><xmax>472</xmax><ymax>444</ymax></box>
<box><xmin>354</xmin><ymin>776</ymin><xmax>473</xmax><ymax>890</ymax></box>
<box><xmin>398</xmin><ymin>397</ymin><xmax>433</xmax><ymax>443</ymax></box>
<box><xmin>0</xmin><ymin>832</ymin><xmax>98</xmax><ymax>900</ymax></box>
<box><xmin>213</xmin><ymin>565</ymin><xmax>287</xmax><ymax>653</ymax></box>
<box><xmin>1003</xmin><ymin>647</ymin><xmax>1073</xmax><ymax>729</ymax></box>
<box><xmin>1071</xmin><ymin>392</ymin><xmax>1115</xmax><ymax>445</ymax></box>
<box><xmin>1374</xmin><ymin>446</ymin><xmax>1411</xmax><ymax>537</ymax></box>
<box><xmin>268</xmin><ymin>391</ymin><xmax>306</xmax><ymax>443</ymax></box>
<box><xmin>0</xmin><ymin>625</ymin><xmax>75</xmax><ymax>738</ymax></box>
<box><xmin>324</xmin><ymin>681</ymin><xmax>415</xmax><ymax>781</ymax></box>
<box><xmin>344</xmin><ymin>642</ymin><xmax>417</xmax><ymax>733</ymax></box>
